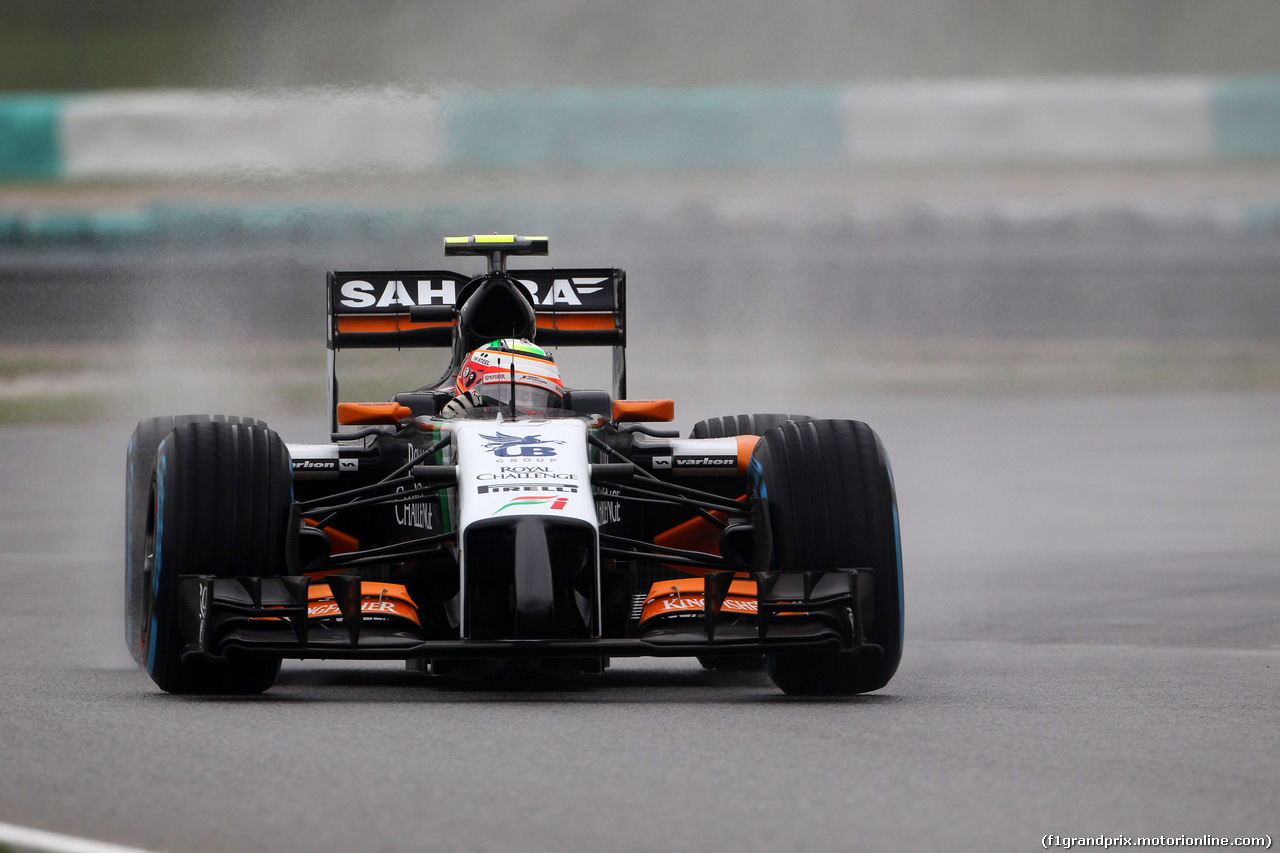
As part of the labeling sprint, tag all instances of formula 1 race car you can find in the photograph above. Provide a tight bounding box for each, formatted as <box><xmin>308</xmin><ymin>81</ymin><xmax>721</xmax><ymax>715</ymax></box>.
<box><xmin>124</xmin><ymin>235</ymin><xmax>903</xmax><ymax>695</ymax></box>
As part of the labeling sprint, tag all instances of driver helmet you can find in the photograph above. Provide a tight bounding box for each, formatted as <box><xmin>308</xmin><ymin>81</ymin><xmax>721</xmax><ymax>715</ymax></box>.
<box><xmin>455</xmin><ymin>338</ymin><xmax>565</xmax><ymax>411</ymax></box>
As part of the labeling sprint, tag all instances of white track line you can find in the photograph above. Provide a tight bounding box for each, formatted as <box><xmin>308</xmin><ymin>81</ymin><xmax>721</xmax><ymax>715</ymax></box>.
<box><xmin>0</xmin><ymin>822</ymin><xmax>163</xmax><ymax>853</ymax></box>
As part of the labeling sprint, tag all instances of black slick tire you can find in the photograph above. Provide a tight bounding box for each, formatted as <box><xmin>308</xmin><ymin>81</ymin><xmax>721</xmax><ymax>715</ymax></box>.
<box><xmin>688</xmin><ymin>414</ymin><xmax>810</xmax><ymax>672</ymax></box>
<box><xmin>750</xmin><ymin>419</ymin><xmax>903</xmax><ymax>695</ymax></box>
<box><xmin>126</xmin><ymin>415</ymin><xmax>265</xmax><ymax>666</ymax></box>
<box><xmin>142</xmin><ymin>420</ymin><xmax>290</xmax><ymax>694</ymax></box>
<box><xmin>689</xmin><ymin>413</ymin><xmax>811</xmax><ymax>439</ymax></box>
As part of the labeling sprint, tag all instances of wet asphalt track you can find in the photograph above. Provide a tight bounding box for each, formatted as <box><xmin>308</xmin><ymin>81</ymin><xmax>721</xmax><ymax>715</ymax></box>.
<box><xmin>1</xmin><ymin>391</ymin><xmax>1278</xmax><ymax>852</ymax></box>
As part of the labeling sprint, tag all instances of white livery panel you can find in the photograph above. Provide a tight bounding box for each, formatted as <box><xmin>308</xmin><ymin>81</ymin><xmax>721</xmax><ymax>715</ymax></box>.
<box><xmin>451</xmin><ymin>419</ymin><xmax>598</xmax><ymax>530</ymax></box>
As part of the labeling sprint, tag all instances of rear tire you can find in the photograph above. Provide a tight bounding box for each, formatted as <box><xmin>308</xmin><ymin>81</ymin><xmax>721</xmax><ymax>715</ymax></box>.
<box><xmin>126</xmin><ymin>415</ymin><xmax>265</xmax><ymax>665</ymax></box>
<box><xmin>689</xmin><ymin>414</ymin><xmax>811</xmax><ymax>671</ymax></box>
<box><xmin>750</xmin><ymin>419</ymin><xmax>903</xmax><ymax>695</ymax></box>
<box><xmin>142</xmin><ymin>421</ymin><xmax>290</xmax><ymax>694</ymax></box>
<box><xmin>689</xmin><ymin>413</ymin><xmax>811</xmax><ymax>439</ymax></box>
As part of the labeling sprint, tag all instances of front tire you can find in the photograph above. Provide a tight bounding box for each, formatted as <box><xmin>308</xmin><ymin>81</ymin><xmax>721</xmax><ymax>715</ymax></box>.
<box><xmin>688</xmin><ymin>414</ymin><xmax>811</xmax><ymax>671</ymax></box>
<box><xmin>142</xmin><ymin>420</ymin><xmax>290</xmax><ymax>694</ymax></box>
<box><xmin>126</xmin><ymin>415</ymin><xmax>266</xmax><ymax>666</ymax></box>
<box><xmin>750</xmin><ymin>419</ymin><xmax>903</xmax><ymax>695</ymax></box>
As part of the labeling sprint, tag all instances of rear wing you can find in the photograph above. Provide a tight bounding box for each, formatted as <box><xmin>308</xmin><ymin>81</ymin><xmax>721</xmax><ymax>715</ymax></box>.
<box><xmin>325</xmin><ymin>268</ymin><xmax>627</xmax><ymax>431</ymax></box>
<box><xmin>327</xmin><ymin>268</ymin><xmax>625</xmax><ymax>349</ymax></box>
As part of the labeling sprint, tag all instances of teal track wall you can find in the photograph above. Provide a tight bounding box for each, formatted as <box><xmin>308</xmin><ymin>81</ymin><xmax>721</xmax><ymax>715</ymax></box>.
<box><xmin>2</xmin><ymin>79</ymin><xmax>1280</xmax><ymax>181</ymax></box>
<box><xmin>0</xmin><ymin>95</ymin><xmax>63</xmax><ymax>179</ymax></box>
<box><xmin>1213</xmin><ymin>76</ymin><xmax>1280</xmax><ymax>159</ymax></box>
<box><xmin>440</xmin><ymin>86</ymin><xmax>847</xmax><ymax>171</ymax></box>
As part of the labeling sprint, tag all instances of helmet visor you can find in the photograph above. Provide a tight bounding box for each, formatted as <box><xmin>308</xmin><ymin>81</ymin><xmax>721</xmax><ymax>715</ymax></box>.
<box><xmin>477</xmin><ymin>373</ymin><xmax>565</xmax><ymax>412</ymax></box>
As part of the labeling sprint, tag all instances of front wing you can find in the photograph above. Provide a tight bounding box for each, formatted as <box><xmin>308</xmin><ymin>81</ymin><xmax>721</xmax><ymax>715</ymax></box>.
<box><xmin>174</xmin><ymin>569</ymin><xmax>882</xmax><ymax>664</ymax></box>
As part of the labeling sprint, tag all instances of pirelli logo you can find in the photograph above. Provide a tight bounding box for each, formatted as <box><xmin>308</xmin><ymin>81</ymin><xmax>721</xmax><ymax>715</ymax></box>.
<box><xmin>476</xmin><ymin>483</ymin><xmax>579</xmax><ymax>494</ymax></box>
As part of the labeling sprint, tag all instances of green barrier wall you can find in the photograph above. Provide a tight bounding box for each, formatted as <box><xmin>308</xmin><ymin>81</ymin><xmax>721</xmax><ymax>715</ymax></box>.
<box><xmin>4</xmin><ymin>80</ymin><xmax>1280</xmax><ymax>182</ymax></box>
<box><xmin>439</xmin><ymin>86</ymin><xmax>847</xmax><ymax>171</ymax></box>
<box><xmin>1212</xmin><ymin>76</ymin><xmax>1280</xmax><ymax>159</ymax></box>
<box><xmin>0</xmin><ymin>95</ymin><xmax>63</xmax><ymax>179</ymax></box>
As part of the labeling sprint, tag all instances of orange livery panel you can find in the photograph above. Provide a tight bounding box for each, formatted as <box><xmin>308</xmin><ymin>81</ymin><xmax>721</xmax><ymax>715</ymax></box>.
<box><xmin>639</xmin><ymin>577</ymin><xmax>759</xmax><ymax>626</ymax></box>
<box><xmin>308</xmin><ymin>582</ymin><xmax>421</xmax><ymax>626</ymax></box>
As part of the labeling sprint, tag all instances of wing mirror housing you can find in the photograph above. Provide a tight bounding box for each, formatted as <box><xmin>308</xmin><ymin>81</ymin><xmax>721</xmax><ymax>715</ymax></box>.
<box><xmin>335</xmin><ymin>402</ymin><xmax>413</xmax><ymax>425</ymax></box>
<box><xmin>612</xmin><ymin>399</ymin><xmax>675</xmax><ymax>423</ymax></box>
